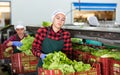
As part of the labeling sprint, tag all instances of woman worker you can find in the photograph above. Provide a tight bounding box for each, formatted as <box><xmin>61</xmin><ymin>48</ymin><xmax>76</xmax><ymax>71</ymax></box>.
<box><xmin>32</xmin><ymin>9</ymin><xmax>73</xmax><ymax>74</ymax></box>
<box><xmin>3</xmin><ymin>24</ymin><xmax>27</xmax><ymax>53</ymax></box>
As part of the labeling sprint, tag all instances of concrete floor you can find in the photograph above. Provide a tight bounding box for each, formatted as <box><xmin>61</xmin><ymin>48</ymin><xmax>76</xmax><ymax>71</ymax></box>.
<box><xmin>0</xmin><ymin>66</ymin><xmax>9</xmax><ymax>75</ymax></box>
<box><xmin>0</xmin><ymin>59</ymin><xmax>36</xmax><ymax>75</ymax></box>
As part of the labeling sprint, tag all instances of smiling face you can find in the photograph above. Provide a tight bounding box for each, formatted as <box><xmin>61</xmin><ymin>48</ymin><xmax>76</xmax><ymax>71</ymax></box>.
<box><xmin>52</xmin><ymin>13</ymin><xmax>66</xmax><ymax>32</ymax></box>
<box><xmin>16</xmin><ymin>28</ymin><xmax>25</xmax><ymax>36</ymax></box>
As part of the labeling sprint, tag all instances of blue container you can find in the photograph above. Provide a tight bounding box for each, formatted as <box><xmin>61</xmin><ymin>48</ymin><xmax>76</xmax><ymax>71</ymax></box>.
<box><xmin>85</xmin><ymin>39</ymin><xmax>103</xmax><ymax>46</ymax></box>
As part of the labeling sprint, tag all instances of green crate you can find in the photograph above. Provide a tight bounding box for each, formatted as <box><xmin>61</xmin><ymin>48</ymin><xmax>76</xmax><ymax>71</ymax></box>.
<box><xmin>104</xmin><ymin>44</ymin><xmax>120</xmax><ymax>50</ymax></box>
<box><xmin>85</xmin><ymin>40</ymin><xmax>103</xmax><ymax>46</ymax></box>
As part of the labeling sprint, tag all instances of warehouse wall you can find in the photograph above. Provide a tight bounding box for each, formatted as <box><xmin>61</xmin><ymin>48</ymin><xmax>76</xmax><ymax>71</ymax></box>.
<box><xmin>116</xmin><ymin>1</ymin><xmax>120</xmax><ymax>23</ymax></box>
<box><xmin>11</xmin><ymin>0</ymin><xmax>119</xmax><ymax>26</ymax></box>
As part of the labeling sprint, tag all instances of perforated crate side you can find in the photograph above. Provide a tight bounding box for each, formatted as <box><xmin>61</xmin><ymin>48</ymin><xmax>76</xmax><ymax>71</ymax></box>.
<box><xmin>0</xmin><ymin>44</ymin><xmax>4</xmax><ymax>59</ymax></box>
<box><xmin>99</xmin><ymin>58</ymin><xmax>112</xmax><ymax>75</ymax></box>
<box><xmin>11</xmin><ymin>53</ymin><xmax>38</xmax><ymax>74</ymax></box>
<box><xmin>0</xmin><ymin>44</ymin><xmax>13</xmax><ymax>59</ymax></box>
<box><xmin>38</xmin><ymin>68</ymin><xmax>63</xmax><ymax>75</ymax></box>
<box><xmin>110</xmin><ymin>59</ymin><xmax>120</xmax><ymax>75</ymax></box>
<box><xmin>72</xmin><ymin>50</ymin><xmax>90</xmax><ymax>63</ymax></box>
<box><xmin>11</xmin><ymin>53</ymin><xmax>22</xmax><ymax>73</ymax></box>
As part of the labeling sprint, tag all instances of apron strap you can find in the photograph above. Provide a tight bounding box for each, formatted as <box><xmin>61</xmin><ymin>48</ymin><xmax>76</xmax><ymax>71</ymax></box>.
<box><xmin>16</xmin><ymin>34</ymin><xmax>19</xmax><ymax>40</ymax></box>
<box><xmin>13</xmin><ymin>34</ymin><xmax>22</xmax><ymax>53</ymax></box>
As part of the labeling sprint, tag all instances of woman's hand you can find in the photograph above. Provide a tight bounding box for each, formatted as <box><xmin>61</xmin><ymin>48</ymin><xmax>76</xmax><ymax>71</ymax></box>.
<box><xmin>7</xmin><ymin>41</ymin><xmax>13</xmax><ymax>46</ymax></box>
<box><xmin>40</xmin><ymin>53</ymin><xmax>47</xmax><ymax>62</ymax></box>
<box><xmin>12</xmin><ymin>41</ymin><xmax>23</xmax><ymax>47</ymax></box>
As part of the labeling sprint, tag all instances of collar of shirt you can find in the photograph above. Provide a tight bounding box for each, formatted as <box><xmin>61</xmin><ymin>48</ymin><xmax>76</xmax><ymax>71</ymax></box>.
<box><xmin>48</xmin><ymin>26</ymin><xmax>63</xmax><ymax>40</ymax></box>
<box><xmin>50</xmin><ymin>26</ymin><xmax>63</xmax><ymax>33</ymax></box>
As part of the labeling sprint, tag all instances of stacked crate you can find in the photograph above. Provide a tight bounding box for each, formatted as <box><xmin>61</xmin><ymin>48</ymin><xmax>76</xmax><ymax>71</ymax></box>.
<box><xmin>38</xmin><ymin>63</ymin><xmax>101</xmax><ymax>75</ymax></box>
<box><xmin>11</xmin><ymin>53</ymin><xmax>38</xmax><ymax>74</ymax></box>
<box><xmin>72</xmin><ymin>39</ymin><xmax>120</xmax><ymax>75</ymax></box>
<box><xmin>0</xmin><ymin>44</ymin><xmax>6</xmax><ymax>59</ymax></box>
<box><xmin>0</xmin><ymin>44</ymin><xmax>12</xmax><ymax>59</ymax></box>
<box><xmin>98</xmin><ymin>57</ymin><xmax>112</xmax><ymax>75</ymax></box>
<box><xmin>72</xmin><ymin>44</ymin><xmax>113</xmax><ymax>75</ymax></box>
<box><xmin>79</xmin><ymin>51</ymin><xmax>113</xmax><ymax>75</ymax></box>
<box><xmin>0</xmin><ymin>44</ymin><xmax>3</xmax><ymax>59</ymax></box>
<box><xmin>110</xmin><ymin>59</ymin><xmax>120</xmax><ymax>75</ymax></box>
<box><xmin>72</xmin><ymin>50</ymin><xmax>90</xmax><ymax>62</ymax></box>
<box><xmin>38</xmin><ymin>68</ymin><xmax>63</xmax><ymax>75</ymax></box>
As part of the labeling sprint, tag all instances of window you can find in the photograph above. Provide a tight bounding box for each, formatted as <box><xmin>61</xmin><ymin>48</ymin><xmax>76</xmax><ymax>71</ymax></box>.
<box><xmin>72</xmin><ymin>2</ymin><xmax>117</xmax><ymax>23</ymax></box>
<box><xmin>0</xmin><ymin>1</ymin><xmax>11</xmax><ymax>27</ymax></box>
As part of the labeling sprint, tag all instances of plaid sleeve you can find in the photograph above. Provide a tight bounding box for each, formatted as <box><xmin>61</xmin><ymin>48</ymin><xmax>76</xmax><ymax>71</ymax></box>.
<box><xmin>32</xmin><ymin>27</ymin><xmax>47</xmax><ymax>57</ymax></box>
<box><xmin>62</xmin><ymin>31</ymin><xmax>73</xmax><ymax>59</ymax></box>
<box><xmin>3</xmin><ymin>34</ymin><xmax>16</xmax><ymax>48</ymax></box>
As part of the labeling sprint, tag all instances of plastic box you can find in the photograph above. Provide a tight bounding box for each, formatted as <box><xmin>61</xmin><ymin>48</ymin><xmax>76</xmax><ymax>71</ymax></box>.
<box><xmin>110</xmin><ymin>59</ymin><xmax>120</xmax><ymax>75</ymax></box>
<box><xmin>0</xmin><ymin>44</ymin><xmax>13</xmax><ymax>59</ymax></box>
<box><xmin>87</xmin><ymin>54</ymin><xmax>112</xmax><ymax>75</ymax></box>
<box><xmin>38</xmin><ymin>63</ymin><xmax>101</xmax><ymax>75</ymax></box>
<box><xmin>72</xmin><ymin>50</ymin><xmax>90</xmax><ymax>62</ymax></box>
<box><xmin>0</xmin><ymin>44</ymin><xmax>3</xmax><ymax>59</ymax></box>
<box><xmin>11</xmin><ymin>53</ymin><xmax>38</xmax><ymax>74</ymax></box>
<box><xmin>38</xmin><ymin>68</ymin><xmax>63</xmax><ymax>75</ymax></box>
<box><xmin>99</xmin><ymin>58</ymin><xmax>112</xmax><ymax>75</ymax></box>
<box><xmin>85</xmin><ymin>40</ymin><xmax>103</xmax><ymax>46</ymax></box>
<box><xmin>75</xmin><ymin>63</ymin><xmax>101</xmax><ymax>75</ymax></box>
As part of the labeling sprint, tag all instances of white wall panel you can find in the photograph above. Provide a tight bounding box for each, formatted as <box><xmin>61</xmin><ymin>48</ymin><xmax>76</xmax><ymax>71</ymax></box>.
<box><xmin>11</xmin><ymin>0</ymin><xmax>119</xmax><ymax>26</ymax></box>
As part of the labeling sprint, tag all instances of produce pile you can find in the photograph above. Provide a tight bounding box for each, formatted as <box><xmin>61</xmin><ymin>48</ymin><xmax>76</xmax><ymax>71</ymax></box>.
<box><xmin>71</xmin><ymin>38</ymin><xmax>83</xmax><ymax>44</ymax></box>
<box><xmin>42</xmin><ymin>51</ymin><xmax>91</xmax><ymax>74</ymax></box>
<box><xmin>73</xmin><ymin>45</ymin><xmax>120</xmax><ymax>60</ymax></box>
<box><xmin>72</xmin><ymin>44</ymin><xmax>96</xmax><ymax>52</ymax></box>
<box><xmin>42</xmin><ymin>21</ymin><xmax>51</xmax><ymax>27</ymax></box>
<box><xmin>92</xmin><ymin>49</ymin><xmax>120</xmax><ymax>60</ymax></box>
<box><xmin>4</xmin><ymin>47</ymin><xmax>13</xmax><ymax>58</ymax></box>
<box><xmin>19</xmin><ymin>35</ymin><xmax>34</xmax><ymax>55</ymax></box>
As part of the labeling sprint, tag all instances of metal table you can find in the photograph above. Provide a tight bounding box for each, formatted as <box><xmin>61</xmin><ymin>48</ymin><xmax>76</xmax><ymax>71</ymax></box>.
<box><xmin>63</xmin><ymin>24</ymin><xmax>120</xmax><ymax>47</ymax></box>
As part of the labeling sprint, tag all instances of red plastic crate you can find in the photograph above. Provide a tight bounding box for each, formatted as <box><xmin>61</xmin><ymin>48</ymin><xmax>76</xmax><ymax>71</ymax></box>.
<box><xmin>66</xmin><ymin>73</ymin><xmax>75</xmax><ymax>75</ymax></box>
<box><xmin>0</xmin><ymin>44</ymin><xmax>6</xmax><ymax>59</ymax></box>
<box><xmin>38</xmin><ymin>63</ymin><xmax>101</xmax><ymax>75</ymax></box>
<box><xmin>73</xmin><ymin>50</ymin><xmax>90</xmax><ymax>63</ymax></box>
<box><xmin>0</xmin><ymin>44</ymin><xmax>13</xmax><ymax>59</ymax></box>
<box><xmin>87</xmin><ymin>53</ymin><xmax>115</xmax><ymax>75</ymax></box>
<box><xmin>99</xmin><ymin>58</ymin><xmax>112</xmax><ymax>75</ymax></box>
<box><xmin>75</xmin><ymin>63</ymin><xmax>101</xmax><ymax>75</ymax></box>
<box><xmin>75</xmin><ymin>70</ymin><xmax>97</xmax><ymax>75</ymax></box>
<box><xmin>11</xmin><ymin>53</ymin><xmax>38</xmax><ymax>74</ymax></box>
<box><xmin>72</xmin><ymin>44</ymin><xmax>114</xmax><ymax>75</ymax></box>
<box><xmin>110</xmin><ymin>59</ymin><xmax>120</xmax><ymax>75</ymax></box>
<box><xmin>0</xmin><ymin>44</ymin><xmax>3</xmax><ymax>59</ymax></box>
<box><xmin>38</xmin><ymin>68</ymin><xmax>63</xmax><ymax>75</ymax></box>
<box><xmin>84</xmin><ymin>53</ymin><xmax>114</xmax><ymax>75</ymax></box>
<box><xmin>93</xmin><ymin>63</ymin><xmax>101</xmax><ymax>75</ymax></box>
<box><xmin>89</xmin><ymin>56</ymin><xmax>112</xmax><ymax>75</ymax></box>
<box><xmin>87</xmin><ymin>54</ymin><xmax>98</xmax><ymax>64</ymax></box>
